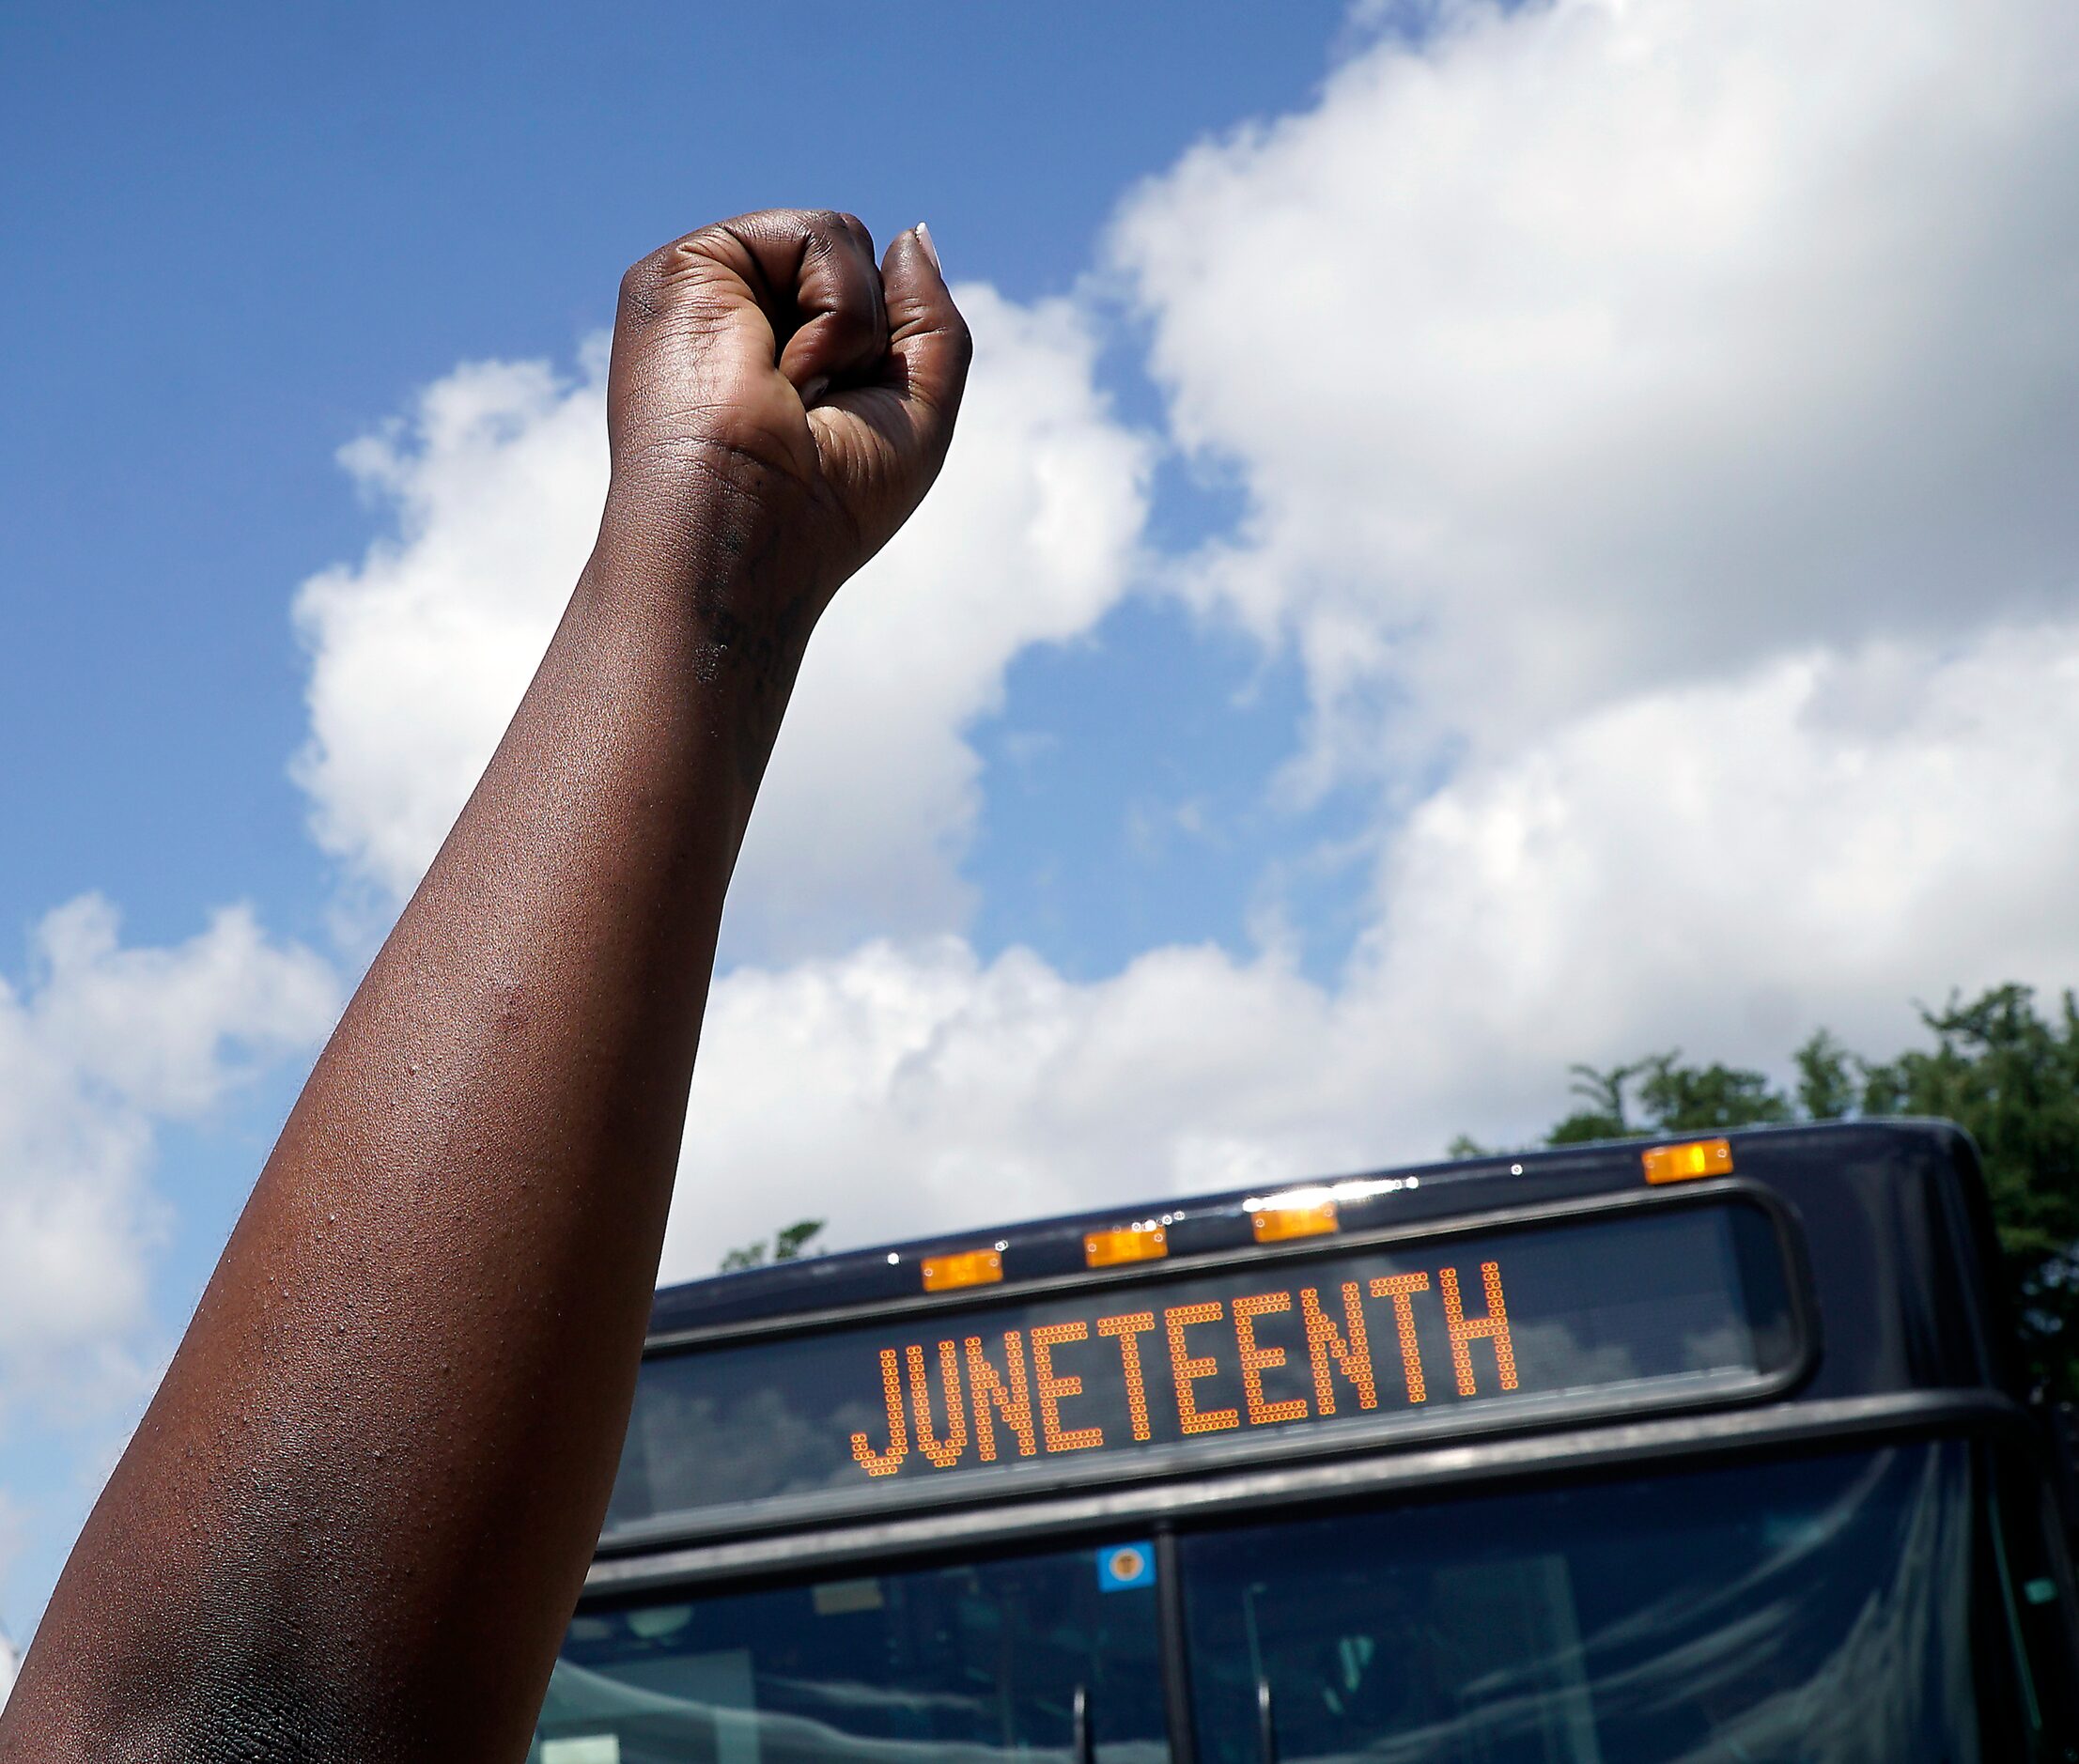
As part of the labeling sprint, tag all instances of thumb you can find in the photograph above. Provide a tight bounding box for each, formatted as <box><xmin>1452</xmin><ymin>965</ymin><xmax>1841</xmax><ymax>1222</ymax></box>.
<box><xmin>878</xmin><ymin>224</ymin><xmax>973</xmax><ymax>456</ymax></box>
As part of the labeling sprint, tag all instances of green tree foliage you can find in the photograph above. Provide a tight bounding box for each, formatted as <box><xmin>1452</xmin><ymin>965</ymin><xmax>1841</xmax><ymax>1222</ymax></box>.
<box><xmin>1793</xmin><ymin>1029</ymin><xmax>1858</xmax><ymax>1122</ymax></box>
<box><xmin>1462</xmin><ymin>984</ymin><xmax>2079</xmax><ymax>1400</ymax></box>
<box><xmin>720</xmin><ymin>1217</ymin><xmax>827</xmax><ymax>1273</ymax></box>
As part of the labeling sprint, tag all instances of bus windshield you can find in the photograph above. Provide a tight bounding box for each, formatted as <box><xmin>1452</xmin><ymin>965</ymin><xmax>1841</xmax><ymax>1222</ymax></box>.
<box><xmin>1181</xmin><ymin>1441</ymin><xmax>2005</xmax><ymax>1764</ymax></box>
<box><xmin>537</xmin><ymin>1442</ymin><xmax>2023</xmax><ymax>1764</ymax></box>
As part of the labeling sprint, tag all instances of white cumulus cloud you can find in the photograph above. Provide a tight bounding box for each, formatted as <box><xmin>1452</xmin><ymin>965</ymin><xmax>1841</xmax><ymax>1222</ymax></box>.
<box><xmin>645</xmin><ymin>0</ymin><xmax>2079</xmax><ymax>1269</ymax></box>
<box><xmin>666</xmin><ymin>936</ymin><xmax>1347</xmax><ymax>1273</ymax></box>
<box><xmin>662</xmin><ymin>616</ymin><xmax>2079</xmax><ymax>1273</ymax></box>
<box><xmin>1111</xmin><ymin>0</ymin><xmax>2079</xmax><ymax>770</ymax></box>
<box><xmin>0</xmin><ymin>898</ymin><xmax>335</xmax><ymax>1411</ymax></box>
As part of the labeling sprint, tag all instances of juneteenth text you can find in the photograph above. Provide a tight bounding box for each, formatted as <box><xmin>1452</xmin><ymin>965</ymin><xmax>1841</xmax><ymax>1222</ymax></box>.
<box><xmin>848</xmin><ymin>1261</ymin><xmax>1517</xmax><ymax>1477</ymax></box>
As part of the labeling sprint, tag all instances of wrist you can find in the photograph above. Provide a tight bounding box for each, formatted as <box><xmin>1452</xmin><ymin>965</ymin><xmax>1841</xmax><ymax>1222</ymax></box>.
<box><xmin>576</xmin><ymin>501</ymin><xmax>818</xmax><ymax>767</ymax></box>
<box><xmin>602</xmin><ymin>445</ymin><xmax>843</xmax><ymax>611</ymax></box>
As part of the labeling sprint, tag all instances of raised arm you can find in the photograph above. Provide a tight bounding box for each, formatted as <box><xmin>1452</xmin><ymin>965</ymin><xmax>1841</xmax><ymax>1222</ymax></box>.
<box><xmin>0</xmin><ymin>209</ymin><xmax>969</xmax><ymax>1764</ymax></box>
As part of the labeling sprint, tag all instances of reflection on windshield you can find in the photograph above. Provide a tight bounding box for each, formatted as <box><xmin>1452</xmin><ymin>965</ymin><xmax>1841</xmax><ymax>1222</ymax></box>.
<box><xmin>534</xmin><ymin>1544</ymin><xmax>1169</xmax><ymax>1764</ymax></box>
<box><xmin>1181</xmin><ymin>1444</ymin><xmax>1994</xmax><ymax>1764</ymax></box>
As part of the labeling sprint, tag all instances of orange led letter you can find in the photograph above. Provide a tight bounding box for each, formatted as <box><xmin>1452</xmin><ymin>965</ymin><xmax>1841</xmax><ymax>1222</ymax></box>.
<box><xmin>1031</xmin><ymin>1322</ymin><xmax>1105</xmax><ymax>1452</ymax></box>
<box><xmin>1166</xmin><ymin>1302</ymin><xmax>1240</xmax><ymax>1434</ymax></box>
<box><xmin>965</xmin><ymin>1330</ymin><xmax>1038</xmax><ymax>1460</ymax></box>
<box><xmin>850</xmin><ymin>1346</ymin><xmax>909</xmax><ymax>1476</ymax></box>
<box><xmin>905</xmin><ymin>1339</ymin><xmax>968</xmax><ymax>1468</ymax></box>
<box><xmin>1300</xmin><ymin>1282</ymin><xmax>1378</xmax><ymax>1415</ymax></box>
<box><xmin>1097</xmin><ymin>1310</ymin><xmax>1157</xmax><ymax>1440</ymax></box>
<box><xmin>1438</xmin><ymin>1261</ymin><xmax>1518</xmax><ymax>1396</ymax></box>
<box><xmin>1368</xmin><ymin>1273</ymin><xmax>1432</xmax><ymax>1403</ymax></box>
<box><xmin>1232</xmin><ymin>1292</ymin><xmax>1309</xmax><ymax>1426</ymax></box>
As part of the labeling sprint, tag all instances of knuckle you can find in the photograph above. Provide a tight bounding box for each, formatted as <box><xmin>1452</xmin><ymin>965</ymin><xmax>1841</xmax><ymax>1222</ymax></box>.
<box><xmin>676</xmin><ymin>220</ymin><xmax>734</xmax><ymax>260</ymax></box>
<box><xmin>617</xmin><ymin>250</ymin><xmax>675</xmax><ymax>322</ymax></box>
<box><xmin>804</xmin><ymin>209</ymin><xmax>869</xmax><ymax>258</ymax></box>
<box><xmin>709</xmin><ymin>208</ymin><xmax>776</xmax><ymax>235</ymax></box>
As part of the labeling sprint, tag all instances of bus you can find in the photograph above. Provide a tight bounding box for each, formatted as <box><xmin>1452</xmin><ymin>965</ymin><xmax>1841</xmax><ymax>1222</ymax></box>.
<box><xmin>531</xmin><ymin>1120</ymin><xmax>2079</xmax><ymax>1763</ymax></box>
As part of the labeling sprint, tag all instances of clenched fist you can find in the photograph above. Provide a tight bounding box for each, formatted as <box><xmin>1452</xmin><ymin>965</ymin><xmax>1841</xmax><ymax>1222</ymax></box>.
<box><xmin>604</xmin><ymin>209</ymin><xmax>970</xmax><ymax>636</ymax></box>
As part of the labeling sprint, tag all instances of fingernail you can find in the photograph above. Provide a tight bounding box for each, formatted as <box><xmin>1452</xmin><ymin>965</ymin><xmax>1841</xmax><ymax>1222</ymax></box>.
<box><xmin>801</xmin><ymin>376</ymin><xmax>830</xmax><ymax>407</ymax></box>
<box><xmin>914</xmin><ymin>222</ymin><xmax>942</xmax><ymax>276</ymax></box>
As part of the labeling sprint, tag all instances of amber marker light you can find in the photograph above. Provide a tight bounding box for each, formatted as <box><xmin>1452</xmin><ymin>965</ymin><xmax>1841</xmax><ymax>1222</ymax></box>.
<box><xmin>1249</xmin><ymin>1196</ymin><xmax>1339</xmax><ymax>1243</ymax></box>
<box><xmin>921</xmin><ymin>1248</ymin><xmax>1004</xmax><ymax>1292</ymax></box>
<box><xmin>1085</xmin><ymin>1223</ymin><xmax>1169</xmax><ymax>1268</ymax></box>
<box><xmin>1641</xmin><ymin>1137</ymin><xmax>1734</xmax><ymax>1184</ymax></box>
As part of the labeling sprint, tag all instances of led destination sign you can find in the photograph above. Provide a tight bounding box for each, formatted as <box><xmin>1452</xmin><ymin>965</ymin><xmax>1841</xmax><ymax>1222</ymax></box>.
<box><xmin>607</xmin><ymin>1199</ymin><xmax>1797</xmax><ymax>1537</ymax></box>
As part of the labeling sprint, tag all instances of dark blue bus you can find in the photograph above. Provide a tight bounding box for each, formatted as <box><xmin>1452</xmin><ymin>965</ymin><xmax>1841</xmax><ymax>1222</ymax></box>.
<box><xmin>533</xmin><ymin>1121</ymin><xmax>2079</xmax><ymax>1763</ymax></box>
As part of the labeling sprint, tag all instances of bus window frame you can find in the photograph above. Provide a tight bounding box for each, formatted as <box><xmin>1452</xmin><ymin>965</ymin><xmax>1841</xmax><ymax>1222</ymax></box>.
<box><xmin>603</xmin><ymin>1179</ymin><xmax>1823</xmax><ymax>1557</ymax></box>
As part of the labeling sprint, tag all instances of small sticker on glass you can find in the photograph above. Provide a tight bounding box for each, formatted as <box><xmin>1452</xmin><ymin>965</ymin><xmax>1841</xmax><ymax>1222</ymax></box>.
<box><xmin>1096</xmin><ymin>1540</ymin><xmax>1156</xmax><ymax>1592</ymax></box>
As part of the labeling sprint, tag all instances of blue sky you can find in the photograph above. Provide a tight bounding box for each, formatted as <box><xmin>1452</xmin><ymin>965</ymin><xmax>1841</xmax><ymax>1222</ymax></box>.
<box><xmin>7</xmin><ymin>0</ymin><xmax>2079</xmax><ymax>1653</ymax></box>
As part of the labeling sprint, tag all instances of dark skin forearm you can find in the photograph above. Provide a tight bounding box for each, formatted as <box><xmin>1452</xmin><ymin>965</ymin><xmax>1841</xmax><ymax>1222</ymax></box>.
<box><xmin>17</xmin><ymin>532</ymin><xmax>779</xmax><ymax>1762</ymax></box>
<box><xmin>1</xmin><ymin>209</ymin><xmax>969</xmax><ymax>1762</ymax></box>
